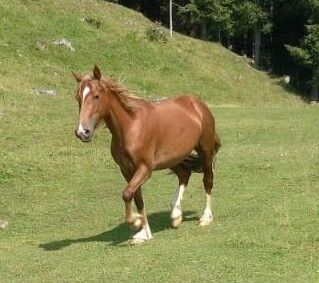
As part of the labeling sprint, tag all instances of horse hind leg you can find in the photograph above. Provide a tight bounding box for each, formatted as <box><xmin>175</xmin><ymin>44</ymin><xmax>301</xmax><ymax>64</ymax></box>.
<box><xmin>194</xmin><ymin>129</ymin><xmax>218</xmax><ymax>225</ymax></box>
<box><xmin>170</xmin><ymin>165</ymin><xmax>191</xmax><ymax>227</ymax></box>
<box><xmin>198</xmin><ymin>152</ymin><xmax>214</xmax><ymax>226</ymax></box>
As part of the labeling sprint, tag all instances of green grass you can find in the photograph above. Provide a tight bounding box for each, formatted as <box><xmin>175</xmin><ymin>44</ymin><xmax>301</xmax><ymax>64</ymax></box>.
<box><xmin>0</xmin><ymin>0</ymin><xmax>318</xmax><ymax>282</ymax></box>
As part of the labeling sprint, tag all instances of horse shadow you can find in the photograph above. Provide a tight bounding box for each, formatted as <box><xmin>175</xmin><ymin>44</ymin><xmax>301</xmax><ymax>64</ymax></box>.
<box><xmin>39</xmin><ymin>211</ymin><xmax>198</xmax><ymax>251</ymax></box>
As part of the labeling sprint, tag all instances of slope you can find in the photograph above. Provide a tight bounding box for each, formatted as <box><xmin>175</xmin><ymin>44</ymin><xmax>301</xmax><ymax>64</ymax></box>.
<box><xmin>0</xmin><ymin>0</ymin><xmax>302</xmax><ymax>106</ymax></box>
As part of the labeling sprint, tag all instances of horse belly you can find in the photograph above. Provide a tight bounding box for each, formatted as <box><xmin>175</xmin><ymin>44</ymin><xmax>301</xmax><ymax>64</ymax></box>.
<box><xmin>153</xmin><ymin>118</ymin><xmax>201</xmax><ymax>170</ymax></box>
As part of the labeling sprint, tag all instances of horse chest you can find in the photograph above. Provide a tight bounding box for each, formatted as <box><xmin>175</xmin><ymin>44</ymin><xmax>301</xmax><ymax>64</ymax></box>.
<box><xmin>110</xmin><ymin>139</ymin><xmax>137</xmax><ymax>171</ymax></box>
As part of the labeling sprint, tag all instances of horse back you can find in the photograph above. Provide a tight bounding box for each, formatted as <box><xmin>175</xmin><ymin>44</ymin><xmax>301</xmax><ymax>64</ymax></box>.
<box><xmin>145</xmin><ymin>95</ymin><xmax>218</xmax><ymax>169</ymax></box>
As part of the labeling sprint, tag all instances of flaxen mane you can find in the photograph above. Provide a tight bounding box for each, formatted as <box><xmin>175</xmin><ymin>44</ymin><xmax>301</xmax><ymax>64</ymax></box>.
<box><xmin>102</xmin><ymin>77</ymin><xmax>144</xmax><ymax>113</ymax></box>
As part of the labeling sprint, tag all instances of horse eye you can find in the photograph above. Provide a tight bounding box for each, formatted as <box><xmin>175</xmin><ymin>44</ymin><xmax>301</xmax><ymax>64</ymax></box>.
<box><xmin>93</xmin><ymin>95</ymin><xmax>99</xmax><ymax>99</ymax></box>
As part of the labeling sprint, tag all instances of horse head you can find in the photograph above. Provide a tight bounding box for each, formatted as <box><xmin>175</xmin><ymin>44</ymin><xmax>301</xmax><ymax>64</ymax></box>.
<box><xmin>73</xmin><ymin>65</ymin><xmax>109</xmax><ymax>142</ymax></box>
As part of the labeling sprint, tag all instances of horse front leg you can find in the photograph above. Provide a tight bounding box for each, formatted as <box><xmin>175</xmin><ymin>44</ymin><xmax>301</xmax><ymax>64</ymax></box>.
<box><xmin>131</xmin><ymin>187</ymin><xmax>153</xmax><ymax>244</ymax></box>
<box><xmin>124</xmin><ymin>197</ymin><xmax>143</xmax><ymax>231</ymax></box>
<box><xmin>122</xmin><ymin>164</ymin><xmax>153</xmax><ymax>244</ymax></box>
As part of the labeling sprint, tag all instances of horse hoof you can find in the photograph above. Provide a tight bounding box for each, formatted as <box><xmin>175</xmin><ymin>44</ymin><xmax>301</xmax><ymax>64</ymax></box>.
<box><xmin>171</xmin><ymin>215</ymin><xmax>182</xmax><ymax>228</ymax></box>
<box><xmin>131</xmin><ymin>227</ymin><xmax>153</xmax><ymax>244</ymax></box>
<box><xmin>199</xmin><ymin>218</ymin><xmax>213</xmax><ymax>226</ymax></box>
<box><xmin>128</xmin><ymin>213</ymin><xmax>143</xmax><ymax>231</ymax></box>
<box><xmin>131</xmin><ymin>238</ymin><xmax>147</xmax><ymax>245</ymax></box>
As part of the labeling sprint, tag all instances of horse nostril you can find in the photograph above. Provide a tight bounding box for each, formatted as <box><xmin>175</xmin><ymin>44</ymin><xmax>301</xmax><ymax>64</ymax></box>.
<box><xmin>84</xmin><ymin>128</ymin><xmax>90</xmax><ymax>135</ymax></box>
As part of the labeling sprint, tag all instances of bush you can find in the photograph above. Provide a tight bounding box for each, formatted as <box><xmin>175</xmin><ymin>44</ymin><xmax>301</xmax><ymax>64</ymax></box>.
<box><xmin>83</xmin><ymin>17</ymin><xmax>102</xmax><ymax>29</ymax></box>
<box><xmin>146</xmin><ymin>24</ymin><xmax>168</xmax><ymax>43</ymax></box>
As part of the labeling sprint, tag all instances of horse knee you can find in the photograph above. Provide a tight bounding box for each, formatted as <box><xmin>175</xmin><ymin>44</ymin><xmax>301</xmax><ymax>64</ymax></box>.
<box><xmin>122</xmin><ymin>189</ymin><xmax>134</xmax><ymax>202</ymax></box>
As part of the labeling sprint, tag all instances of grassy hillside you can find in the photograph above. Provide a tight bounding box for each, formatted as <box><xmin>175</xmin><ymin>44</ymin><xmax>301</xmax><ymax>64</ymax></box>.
<box><xmin>0</xmin><ymin>0</ymin><xmax>301</xmax><ymax>105</ymax></box>
<box><xmin>1</xmin><ymin>0</ymin><xmax>318</xmax><ymax>282</ymax></box>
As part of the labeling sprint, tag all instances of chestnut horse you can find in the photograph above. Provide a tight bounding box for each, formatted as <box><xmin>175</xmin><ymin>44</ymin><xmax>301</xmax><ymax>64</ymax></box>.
<box><xmin>73</xmin><ymin>66</ymin><xmax>221</xmax><ymax>244</ymax></box>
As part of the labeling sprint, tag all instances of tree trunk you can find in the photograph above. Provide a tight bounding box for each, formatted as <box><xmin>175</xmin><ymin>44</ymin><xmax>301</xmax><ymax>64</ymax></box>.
<box><xmin>310</xmin><ymin>85</ymin><xmax>318</xmax><ymax>103</ymax></box>
<box><xmin>253</xmin><ymin>27</ymin><xmax>261</xmax><ymax>68</ymax></box>
<box><xmin>310</xmin><ymin>70</ymin><xmax>319</xmax><ymax>103</ymax></box>
<box><xmin>201</xmin><ymin>22</ymin><xmax>207</xmax><ymax>39</ymax></box>
<box><xmin>190</xmin><ymin>24</ymin><xmax>197</xmax><ymax>37</ymax></box>
<box><xmin>169</xmin><ymin>0</ymin><xmax>173</xmax><ymax>38</ymax></box>
<box><xmin>243</xmin><ymin>33</ymin><xmax>248</xmax><ymax>56</ymax></box>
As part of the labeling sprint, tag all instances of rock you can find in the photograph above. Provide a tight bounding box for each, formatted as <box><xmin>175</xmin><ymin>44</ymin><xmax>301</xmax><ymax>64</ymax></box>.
<box><xmin>36</xmin><ymin>41</ymin><xmax>46</xmax><ymax>51</ymax></box>
<box><xmin>53</xmin><ymin>38</ymin><xmax>75</xmax><ymax>52</ymax></box>
<box><xmin>0</xmin><ymin>220</ymin><xmax>8</xmax><ymax>229</ymax></box>
<box><xmin>32</xmin><ymin>88</ymin><xmax>57</xmax><ymax>96</ymax></box>
<box><xmin>283</xmin><ymin>75</ymin><xmax>290</xmax><ymax>84</ymax></box>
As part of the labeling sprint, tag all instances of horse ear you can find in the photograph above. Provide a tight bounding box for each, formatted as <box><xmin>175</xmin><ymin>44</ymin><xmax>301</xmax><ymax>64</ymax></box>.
<box><xmin>72</xmin><ymin>72</ymin><xmax>83</xmax><ymax>83</ymax></box>
<box><xmin>93</xmin><ymin>65</ymin><xmax>101</xmax><ymax>80</ymax></box>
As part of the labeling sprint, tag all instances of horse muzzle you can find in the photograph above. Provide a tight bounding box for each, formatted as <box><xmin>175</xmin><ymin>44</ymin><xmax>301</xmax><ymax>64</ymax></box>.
<box><xmin>75</xmin><ymin>127</ymin><xmax>92</xmax><ymax>142</ymax></box>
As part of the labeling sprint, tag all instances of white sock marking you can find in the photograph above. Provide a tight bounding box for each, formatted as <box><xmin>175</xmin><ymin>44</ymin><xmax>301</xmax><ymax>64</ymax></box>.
<box><xmin>171</xmin><ymin>184</ymin><xmax>185</xmax><ymax>219</ymax></box>
<box><xmin>200</xmin><ymin>193</ymin><xmax>213</xmax><ymax>222</ymax></box>
<box><xmin>202</xmin><ymin>208</ymin><xmax>212</xmax><ymax>221</ymax></box>
<box><xmin>133</xmin><ymin>225</ymin><xmax>153</xmax><ymax>241</ymax></box>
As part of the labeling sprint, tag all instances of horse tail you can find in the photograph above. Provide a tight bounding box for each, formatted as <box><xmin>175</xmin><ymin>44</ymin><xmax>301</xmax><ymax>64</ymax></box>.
<box><xmin>212</xmin><ymin>133</ymin><xmax>221</xmax><ymax>168</ymax></box>
<box><xmin>181</xmin><ymin>151</ymin><xmax>203</xmax><ymax>173</ymax></box>
<box><xmin>181</xmin><ymin>133</ymin><xmax>221</xmax><ymax>173</ymax></box>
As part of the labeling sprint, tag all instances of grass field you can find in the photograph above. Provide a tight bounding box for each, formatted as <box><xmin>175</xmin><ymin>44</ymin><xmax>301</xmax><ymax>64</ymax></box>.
<box><xmin>1</xmin><ymin>0</ymin><xmax>319</xmax><ymax>282</ymax></box>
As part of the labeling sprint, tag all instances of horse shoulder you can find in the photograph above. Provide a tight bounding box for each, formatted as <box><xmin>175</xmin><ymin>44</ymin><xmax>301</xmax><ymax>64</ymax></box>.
<box><xmin>121</xmin><ymin>107</ymin><xmax>156</xmax><ymax>166</ymax></box>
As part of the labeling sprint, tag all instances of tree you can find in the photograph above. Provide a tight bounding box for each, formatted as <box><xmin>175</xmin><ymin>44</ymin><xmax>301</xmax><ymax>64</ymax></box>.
<box><xmin>178</xmin><ymin>0</ymin><xmax>235</xmax><ymax>41</ymax></box>
<box><xmin>112</xmin><ymin>0</ymin><xmax>318</xmax><ymax>86</ymax></box>
<box><xmin>286</xmin><ymin>1</ymin><xmax>319</xmax><ymax>102</ymax></box>
<box><xmin>169</xmin><ymin>0</ymin><xmax>173</xmax><ymax>37</ymax></box>
<box><xmin>232</xmin><ymin>1</ymin><xmax>270</xmax><ymax>67</ymax></box>
<box><xmin>177</xmin><ymin>0</ymin><xmax>270</xmax><ymax>67</ymax></box>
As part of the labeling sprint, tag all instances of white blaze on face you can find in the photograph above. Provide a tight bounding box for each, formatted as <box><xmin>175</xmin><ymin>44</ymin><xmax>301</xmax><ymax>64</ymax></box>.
<box><xmin>78</xmin><ymin>123</ymin><xmax>85</xmax><ymax>135</ymax></box>
<box><xmin>82</xmin><ymin>86</ymin><xmax>90</xmax><ymax>101</ymax></box>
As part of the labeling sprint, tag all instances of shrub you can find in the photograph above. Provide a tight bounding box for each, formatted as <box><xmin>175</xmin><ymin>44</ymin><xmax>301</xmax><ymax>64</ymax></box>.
<box><xmin>146</xmin><ymin>24</ymin><xmax>168</xmax><ymax>43</ymax></box>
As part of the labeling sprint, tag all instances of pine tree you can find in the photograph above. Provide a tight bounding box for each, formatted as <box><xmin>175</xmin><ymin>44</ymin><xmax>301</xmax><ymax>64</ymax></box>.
<box><xmin>178</xmin><ymin>0</ymin><xmax>235</xmax><ymax>41</ymax></box>
<box><xmin>286</xmin><ymin>1</ymin><xmax>319</xmax><ymax>102</ymax></box>
<box><xmin>178</xmin><ymin>0</ymin><xmax>270</xmax><ymax>67</ymax></box>
<box><xmin>233</xmin><ymin>1</ymin><xmax>270</xmax><ymax>67</ymax></box>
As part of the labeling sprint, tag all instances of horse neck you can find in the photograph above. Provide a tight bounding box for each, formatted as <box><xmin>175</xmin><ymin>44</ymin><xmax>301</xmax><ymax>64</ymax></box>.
<box><xmin>105</xmin><ymin>91</ymin><xmax>133</xmax><ymax>143</ymax></box>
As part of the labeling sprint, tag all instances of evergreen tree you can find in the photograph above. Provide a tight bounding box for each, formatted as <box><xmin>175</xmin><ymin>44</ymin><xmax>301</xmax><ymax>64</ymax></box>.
<box><xmin>286</xmin><ymin>1</ymin><xmax>319</xmax><ymax>101</ymax></box>
<box><xmin>178</xmin><ymin>0</ymin><xmax>270</xmax><ymax>67</ymax></box>
<box><xmin>177</xmin><ymin>0</ymin><xmax>235</xmax><ymax>40</ymax></box>
<box><xmin>232</xmin><ymin>0</ymin><xmax>270</xmax><ymax>67</ymax></box>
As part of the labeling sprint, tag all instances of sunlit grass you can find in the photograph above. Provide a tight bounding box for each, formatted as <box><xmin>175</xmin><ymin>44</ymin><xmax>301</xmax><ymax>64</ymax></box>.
<box><xmin>0</xmin><ymin>0</ymin><xmax>318</xmax><ymax>282</ymax></box>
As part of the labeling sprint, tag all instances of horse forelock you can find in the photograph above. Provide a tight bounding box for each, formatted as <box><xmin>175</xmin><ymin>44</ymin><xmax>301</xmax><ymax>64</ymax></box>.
<box><xmin>76</xmin><ymin>76</ymin><xmax>93</xmax><ymax>101</ymax></box>
<box><xmin>77</xmin><ymin>75</ymin><xmax>143</xmax><ymax>113</ymax></box>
